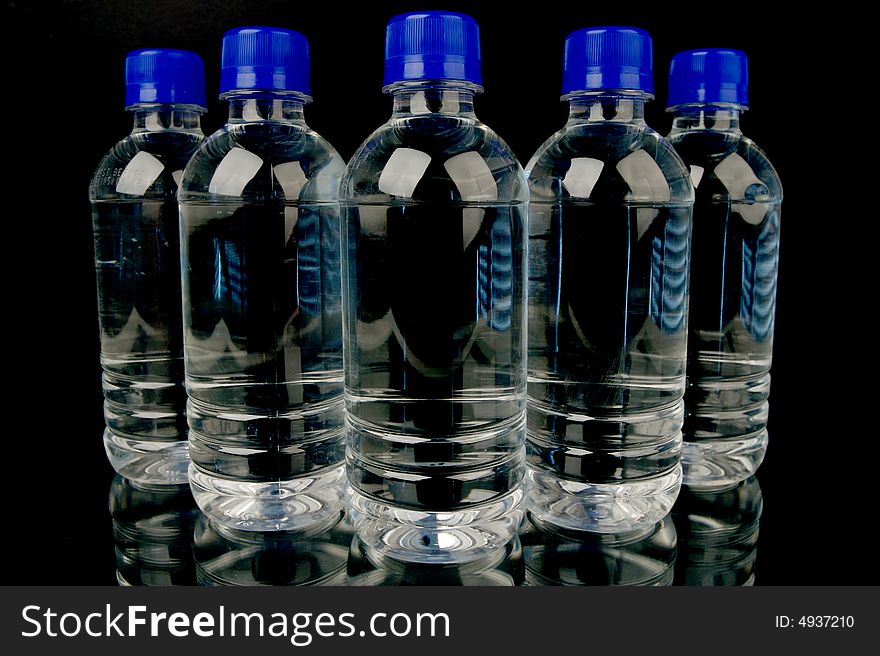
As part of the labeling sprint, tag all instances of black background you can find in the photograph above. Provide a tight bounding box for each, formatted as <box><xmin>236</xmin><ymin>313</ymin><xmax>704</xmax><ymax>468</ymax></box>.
<box><xmin>3</xmin><ymin>0</ymin><xmax>869</xmax><ymax>585</ymax></box>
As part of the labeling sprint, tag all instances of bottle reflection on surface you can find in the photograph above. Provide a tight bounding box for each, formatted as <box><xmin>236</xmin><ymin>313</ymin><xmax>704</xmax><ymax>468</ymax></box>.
<box><xmin>193</xmin><ymin>511</ymin><xmax>351</xmax><ymax>586</ymax></box>
<box><xmin>348</xmin><ymin>534</ymin><xmax>524</xmax><ymax>586</ymax></box>
<box><xmin>672</xmin><ymin>475</ymin><xmax>762</xmax><ymax>585</ymax></box>
<box><xmin>109</xmin><ymin>475</ymin><xmax>199</xmax><ymax>585</ymax></box>
<box><xmin>521</xmin><ymin>514</ymin><xmax>677</xmax><ymax>585</ymax></box>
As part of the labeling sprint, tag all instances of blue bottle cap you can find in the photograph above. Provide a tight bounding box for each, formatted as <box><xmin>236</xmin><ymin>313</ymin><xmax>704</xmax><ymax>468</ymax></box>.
<box><xmin>125</xmin><ymin>48</ymin><xmax>206</xmax><ymax>108</ymax></box>
<box><xmin>667</xmin><ymin>48</ymin><xmax>748</xmax><ymax>108</ymax></box>
<box><xmin>562</xmin><ymin>26</ymin><xmax>653</xmax><ymax>96</ymax></box>
<box><xmin>219</xmin><ymin>26</ymin><xmax>311</xmax><ymax>96</ymax></box>
<box><xmin>383</xmin><ymin>11</ymin><xmax>482</xmax><ymax>88</ymax></box>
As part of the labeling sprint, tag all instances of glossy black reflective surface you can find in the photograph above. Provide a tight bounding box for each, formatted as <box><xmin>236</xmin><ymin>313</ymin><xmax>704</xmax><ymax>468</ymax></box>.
<box><xmin>99</xmin><ymin>474</ymin><xmax>766</xmax><ymax>586</ymax></box>
<box><xmin>13</xmin><ymin>397</ymin><xmax>857</xmax><ymax>586</ymax></box>
<box><xmin>110</xmin><ymin>477</ymin><xmax>199</xmax><ymax>586</ymax></box>
<box><xmin>55</xmin><ymin>457</ymin><xmax>799</xmax><ymax>585</ymax></box>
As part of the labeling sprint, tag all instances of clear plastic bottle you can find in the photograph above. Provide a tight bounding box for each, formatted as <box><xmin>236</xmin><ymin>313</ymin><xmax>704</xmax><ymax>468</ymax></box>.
<box><xmin>90</xmin><ymin>49</ymin><xmax>207</xmax><ymax>485</ymax></box>
<box><xmin>666</xmin><ymin>50</ymin><xmax>782</xmax><ymax>488</ymax></box>
<box><xmin>178</xmin><ymin>27</ymin><xmax>346</xmax><ymax>531</ymax></box>
<box><xmin>341</xmin><ymin>11</ymin><xmax>528</xmax><ymax>562</ymax></box>
<box><xmin>526</xmin><ymin>27</ymin><xmax>693</xmax><ymax>533</ymax></box>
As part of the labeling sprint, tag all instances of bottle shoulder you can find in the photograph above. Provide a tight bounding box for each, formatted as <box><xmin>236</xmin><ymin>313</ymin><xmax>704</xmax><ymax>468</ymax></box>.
<box><xmin>525</xmin><ymin>122</ymin><xmax>693</xmax><ymax>205</ymax></box>
<box><xmin>340</xmin><ymin>116</ymin><xmax>527</xmax><ymax>205</ymax></box>
<box><xmin>178</xmin><ymin>122</ymin><xmax>345</xmax><ymax>204</ymax></box>
<box><xmin>667</xmin><ymin>130</ymin><xmax>783</xmax><ymax>201</ymax></box>
<box><xmin>89</xmin><ymin>131</ymin><xmax>205</xmax><ymax>201</ymax></box>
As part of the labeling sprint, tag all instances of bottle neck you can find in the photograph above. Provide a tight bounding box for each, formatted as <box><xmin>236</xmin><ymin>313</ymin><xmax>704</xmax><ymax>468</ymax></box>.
<box><xmin>388</xmin><ymin>81</ymin><xmax>478</xmax><ymax>118</ymax></box>
<box><xmin>224</xmin><ymin>91</ymin><xmax>309</xmax><ymax>124</ymax></box>
<box><xmin>129</xmin><ymin>105</ymin><xmax>203</xmax><ymax>134</ymax></box>
<box><xmin>566</xmin><ymin>91</ymin><xmax>649</xmax><ymax>125</ymax></box>
<box><xmin>669</xmin><ymin>105</ymin><xmax>743</xmax><ymax>134</ymax></box>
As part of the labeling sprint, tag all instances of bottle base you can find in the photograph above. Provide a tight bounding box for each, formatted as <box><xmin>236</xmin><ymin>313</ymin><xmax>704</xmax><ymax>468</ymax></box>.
<box><xmin>346</xmin><ymin>486</ymin><xmax>524</xmax><ymax>565</ymax></box>
<box><xmin>525</xmin><ymin>464</ymin><xmax>682</xmax><ymax>534</ymax></box>
<box><xmin>347</xmin><ymin>532</ymin><xmax>524</xmax><ymax>586</ymax></box>
<box><xmin>681</xmin><ymin>429</ymin><xmax>767</xmax><ymax>489</ymax></box>
<box><xmin>103</xmin><ymin>428</ymin><xmax>190</xmax><ymax>486</ymax></box>
<box><xmin>189</xmin><ymin>463</ymin><xmax>346</xmax><ymax>532</ymax></box>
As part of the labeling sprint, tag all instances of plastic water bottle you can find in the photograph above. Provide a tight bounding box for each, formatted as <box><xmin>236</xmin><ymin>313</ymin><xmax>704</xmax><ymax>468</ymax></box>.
<box><xmin>178</xmin><ymin>27</ymin><xmax>346</xmax><ymax>531</ymax></box>
<box><xmin>525</xmin><ymin>27</ymin><xmax>693</xmax><ymax>533</ymax></box>
<box><xmin>666</xmin><ymin>50</ymin><xmax>782</xmax><ymax>488</ymax></box>
<box><xmin>90</xmin><ymin>49</ymin><xmax>206</xmax><ymax>485</ymax></box>
<box><xmin>341</xmin><ymin>11</ymin><xmax>528</xmax><ymax>562</ymax></box>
